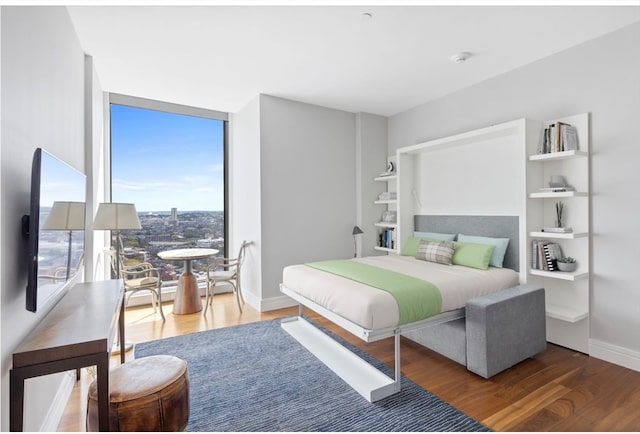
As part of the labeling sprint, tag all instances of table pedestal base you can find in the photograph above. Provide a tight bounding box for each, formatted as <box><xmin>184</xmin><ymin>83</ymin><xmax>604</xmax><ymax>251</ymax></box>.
<box><xmin>173</xmin><ymin>271</ymin><xmax>202</xmax><ymax>315</ymax></box>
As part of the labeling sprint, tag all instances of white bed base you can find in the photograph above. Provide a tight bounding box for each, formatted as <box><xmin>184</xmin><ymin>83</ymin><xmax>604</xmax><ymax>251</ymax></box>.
<box><xmin>280</xmin><ymin>284</ymin><xmax>465</xmax><ymax>402</ymax></box>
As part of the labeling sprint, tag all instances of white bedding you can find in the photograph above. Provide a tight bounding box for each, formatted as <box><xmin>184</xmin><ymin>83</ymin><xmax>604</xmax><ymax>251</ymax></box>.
<box><xmin>282</xmin><ymin>255</ymin><xmax>519</xmax><ymax>330</ymax></box>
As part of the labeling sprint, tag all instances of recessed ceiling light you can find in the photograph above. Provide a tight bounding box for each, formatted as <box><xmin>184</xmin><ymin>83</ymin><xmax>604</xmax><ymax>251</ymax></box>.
<box><xmin>450</xmin><ymin>52</ymin><xmax>472</xmax><ymax>64</ymax></box>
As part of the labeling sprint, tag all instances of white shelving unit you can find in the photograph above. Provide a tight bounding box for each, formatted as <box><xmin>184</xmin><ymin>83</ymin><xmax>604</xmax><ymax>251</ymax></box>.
<box><xmin>526</xmin><ymin>112</ymin><xmax>590</xmax><ymax>353</ymax></box>
<box><xmin>373</xmin><ymin>161</ymin><xmax>398</xmax><ymax>253</ymax></box>
<box><xmin>380</xmin><ymin>114</ymin><xmax>590</xmax><ymax>353</ymax></box>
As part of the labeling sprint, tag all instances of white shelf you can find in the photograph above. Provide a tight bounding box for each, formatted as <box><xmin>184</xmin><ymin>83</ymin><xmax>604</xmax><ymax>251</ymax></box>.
<box><xmin>374</xmin><ymin>175</ymin><xmax>397</xmax><ymax>182</ymax></box>
<box><xmin>529</xmin><ymin>191</ymin><xmax>588</xmax><ymax>199</ymax></box>
<box><xmin>530</xmin><ymin>231</ymin><xmax>588</xmax><ymax>239</ymax></box>
<box><xmin>399</xmin><ymin>119</ymin><xmax>523</xmax><ymax>155</ymax></box>
<box><xmin>374</xmin><ymin>222</ymin><xmax>397</xmax><ymax>229</ymax></box>
<box><xmin>529</xmin><ymin>150</ymin><xmax>588</xmax><ymax>162</ymax></box>
<box><xmin>374</xmin><ymin>246</ymin><xmax>398</xmax><ymax>253</ymax></box>
<box><xmin>374</xmin><ymin>199</ymin><xmax>397</xmax><ymax>205</ymax></box>
<box><xmin>529</xmin><ymin>268</ymin><xmax>589</xmax><ymax>281</ymax></box>
<box><xmin>546</xmin><ymin>304</ymin><xmax>589</xmax><ymax>323</ymax></box>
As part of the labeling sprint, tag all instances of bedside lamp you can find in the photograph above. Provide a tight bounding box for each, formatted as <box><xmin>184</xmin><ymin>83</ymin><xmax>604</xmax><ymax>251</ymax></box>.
<box><xmin>93</xmin><ymin>202</ymin><xmax>141</xmax><ymax>354</ymax></box>
<box><xmin>352</xmin><ymin>226</ymin><xmax>363</xmax><ymax>258</ymax></box>
<box><xmin>41</xmin><ymin>201</ymin><xmax>86</xmax><ymax>280</ymax></box>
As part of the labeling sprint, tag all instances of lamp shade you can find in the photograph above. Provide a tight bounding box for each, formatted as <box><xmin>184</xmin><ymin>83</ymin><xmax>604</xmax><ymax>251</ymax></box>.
<box><xmin>42</xmin><ymin>201</ymin><xmax>86</xmax><ymax>230</ymax></box>
<box><xmin>93</xmin><ymin>203</ymin><xmax>141</xmax><ymax>230</ymax></box>
<box><xmin>352</xmin><ymin>226</ymin><xmax>364</xmax><ymax>235</ymax></box>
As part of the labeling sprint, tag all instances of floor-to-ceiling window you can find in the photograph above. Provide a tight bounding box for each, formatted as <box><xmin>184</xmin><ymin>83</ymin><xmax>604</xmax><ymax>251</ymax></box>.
<box><xmin>109</xmin><ymin>94</ymin><xmax>228</xmax><ymax>287</ymax></box>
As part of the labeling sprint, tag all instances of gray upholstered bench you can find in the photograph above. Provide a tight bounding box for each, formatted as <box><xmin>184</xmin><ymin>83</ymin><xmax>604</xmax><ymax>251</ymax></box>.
<box><xmin>403</xmin><ymin>284</ymin><xmax>546</xmax><ymax>378</ymax></box>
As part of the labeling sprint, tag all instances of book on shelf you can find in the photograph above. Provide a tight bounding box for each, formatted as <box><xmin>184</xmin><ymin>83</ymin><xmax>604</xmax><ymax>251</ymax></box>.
<box><xmin>379</xmin><ymin>228</ymin><xmax>396</xmax><ymax>250</ymax></box>
<box><xmin>539</xmin><ymin>122</ymin><xmax>579</xmax><ymax>154</ymax></box>
<box><xmin>542</xmin><ymin>227</ymin><xmax>573</xmax><ymax>233</ymax></box>
<box><xmin>531</xmin><ymin>240</ymin><xmax>563</xmax><ymax>271</ymax></box>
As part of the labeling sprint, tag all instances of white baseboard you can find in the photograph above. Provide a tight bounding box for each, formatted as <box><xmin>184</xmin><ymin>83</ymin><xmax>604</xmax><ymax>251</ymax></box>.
<box><xmin>125</xmin><ymin>282</ymin><xmax>232</xmax><ymax>308</ymax></box>
<box><xmin>590</xmin><ymin>339</ymin><xmax>640</xmax><ymax>373</ymax></box>
<box><xmin>40</xmin><ymin>370</ymin><xmax>76</xmax><ymax>432</ymax></box>
<box><xmin>260</xmin><ymin>294</ymin><xmax>298</xmax><ymax>312</ymax></box>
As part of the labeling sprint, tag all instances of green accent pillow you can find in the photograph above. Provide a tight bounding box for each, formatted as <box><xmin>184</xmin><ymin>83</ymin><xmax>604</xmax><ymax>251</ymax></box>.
<box><xmin>401</xmin><ymin>237</ymin><xmax>422</xmax><ymax>256</ymax></box>
<box><xmin>401</xmin><ymin>232</ymin><xmax>457</xmax><ymax>256</ymax></box>
<box><xmin>457</xmin><ymin>234</ymin><xmax>510</xmax><ymax>268</ymax></box>
<box><xmin>452</xmin><ymin>242</ymin><xmax>496</xmax><ymax>270</ymax></box>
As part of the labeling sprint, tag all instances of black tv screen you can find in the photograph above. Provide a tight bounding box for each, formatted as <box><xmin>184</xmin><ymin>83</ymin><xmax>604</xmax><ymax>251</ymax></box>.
<box><xmin>24</xmin><ymin>148</ymin><xmax>86</xmax><ymax>312</ymax></box>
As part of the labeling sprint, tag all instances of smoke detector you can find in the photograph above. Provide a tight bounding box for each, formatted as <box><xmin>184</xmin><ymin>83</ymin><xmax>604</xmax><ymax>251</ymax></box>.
<box><xmin>450</xmin><ymin>52</ymin><xmax>472</xmax><ymax>64</ymax></box>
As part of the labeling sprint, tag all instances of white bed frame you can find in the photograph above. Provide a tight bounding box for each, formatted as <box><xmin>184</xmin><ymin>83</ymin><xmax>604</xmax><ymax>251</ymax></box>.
<box><xmin>280</xmin><ymin>284</ymin><xmax>465</xmax><ymax>402</ymax></box>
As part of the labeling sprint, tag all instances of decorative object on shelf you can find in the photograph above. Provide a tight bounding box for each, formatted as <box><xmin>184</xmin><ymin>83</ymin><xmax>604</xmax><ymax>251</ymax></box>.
<box><xmin>377</xmin><ymin>191</ymin><xmax>397</xmax><ymax>201</ymax></box>
<box><xmin>378</xmin><ymin>161</ymin><xmax>395</xmax><ymax>178</ymax></box>
<box><xmin>549</xmin><ymin>175</ymin><xmax>566</xmax><ymax>188</ymax></box>
<box><xmin>41</xmin><ymin>201</ymin><xmax>86</xmax><ymax>281</ymax></box>
<box><xmin>93</xmin><ymin>202</ymin><xmax>142</xmax><ymax>354</ymax></box>
<box><xmin>381</xmin><ymin>210</ymin><xmax>397</xmax><ymax>224</ymax></box>
<box><xmin>536</xmin><ymin>174</ymin><xmax>575</xmax><ymax>193</ymax></box>
<box><xmin>557</xmin><ymin>256</ymin><xmax>577</xmax><ymax>272</ymax></box>
<box><xmin>352</xmin><ymin>226</ymin><xmax>363</xmax><ymax>258</ymax></box>
<box><xmin>555</xmin><ymin>201</ymin><xmax>564</xmax><ymax>228</ymax></box>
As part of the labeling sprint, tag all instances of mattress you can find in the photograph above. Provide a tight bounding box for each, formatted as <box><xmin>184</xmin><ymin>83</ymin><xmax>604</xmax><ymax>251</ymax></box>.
<box><xmin>282</xmin><ymin>255</ymin><xmax>519</xmax><ymax>330</ymax></box>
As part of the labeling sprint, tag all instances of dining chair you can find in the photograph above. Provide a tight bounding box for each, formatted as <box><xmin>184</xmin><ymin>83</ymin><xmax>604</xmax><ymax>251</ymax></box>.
<box><xmin>203</xmin><ymin>241</ymin><xmax>249</xmax><ymax>315</ymax></box>
<box><xmin>111</xmin><ymin>246</ymin><xmax>166</xmax><ymax>322</ymax></box>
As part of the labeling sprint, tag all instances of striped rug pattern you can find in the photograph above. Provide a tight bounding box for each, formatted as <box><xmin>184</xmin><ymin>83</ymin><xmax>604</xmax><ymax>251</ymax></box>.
<box><xmin>135</xmin><ymin>318</ymin><xmax>489</xmax><ymax>432</ymax></box>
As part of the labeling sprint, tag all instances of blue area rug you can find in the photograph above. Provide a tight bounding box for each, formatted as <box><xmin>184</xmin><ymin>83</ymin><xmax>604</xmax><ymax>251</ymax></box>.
<box><xmin>135</xmin><ymin>318</ymin><xmax>489</xmax><ymax>432</ymax></box>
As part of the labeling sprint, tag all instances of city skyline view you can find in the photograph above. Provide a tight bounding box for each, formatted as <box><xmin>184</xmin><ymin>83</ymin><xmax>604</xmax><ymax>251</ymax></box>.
<box><xmin>111</xmin><ymin>104</ymin><xmax>225</xmax><ymax>212</ymax></box>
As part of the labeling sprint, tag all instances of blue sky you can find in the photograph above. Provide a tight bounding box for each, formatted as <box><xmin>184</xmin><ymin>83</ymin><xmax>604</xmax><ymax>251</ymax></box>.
<box><xmin>111</xmin><ymin>105</ymin><xmax>224</xmax><ymax>212</ymax></box>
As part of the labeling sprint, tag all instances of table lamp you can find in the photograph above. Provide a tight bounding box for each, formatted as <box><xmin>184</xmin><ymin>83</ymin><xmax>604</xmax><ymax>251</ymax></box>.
<box><xmin>93</xmin><ymin>202</ymin><xmax>141</xmax><ymax>354</ymax></box>
<box><xmin>41</xmin><ymin>201</ymin><xmax>86</xmax><ymax>280</ymax></box>
<box><xmin>352</xmin><ymin>225</ymin><xmax>363</xmax><ymax>258</ymax></box>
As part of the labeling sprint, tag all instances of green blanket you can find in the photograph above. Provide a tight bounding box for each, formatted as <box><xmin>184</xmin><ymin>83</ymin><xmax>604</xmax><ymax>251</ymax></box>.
<box><xmin>306</xmin><ymin>260</ymin><xmax>442</xmax><ymax>326</ymax></box>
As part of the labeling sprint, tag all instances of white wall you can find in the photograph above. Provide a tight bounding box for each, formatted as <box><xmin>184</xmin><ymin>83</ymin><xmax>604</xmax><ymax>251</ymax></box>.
<box><xmin>1</xmin><ymin>6</ymin><xmax>87</xmax><ymax>430</ymax></box>
<box><xmin>85</xmin><ymin>55</ymin><xmax>107</xmax><ymax>282</ymax></box>
<box><xmin>388</xmin><ymin>23</ymin><xmax>640</xmax><ymax>370</ymax></box>
<box><xmin>230</xmin><ymin>96</ymin><xmax>262</xmax><ymax>305</ymax></box>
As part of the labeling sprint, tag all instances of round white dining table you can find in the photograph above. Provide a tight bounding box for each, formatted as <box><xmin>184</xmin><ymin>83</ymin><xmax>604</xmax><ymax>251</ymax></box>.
<box><xmin>158</xmin><ymin>248</ymin><xmax>219</xmax><ymax>314</ymax></box>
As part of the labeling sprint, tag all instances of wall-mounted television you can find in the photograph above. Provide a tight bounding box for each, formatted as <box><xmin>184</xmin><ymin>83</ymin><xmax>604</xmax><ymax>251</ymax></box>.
<box><xmin>23</xmin><ymin>148</ymin><xmax>86</xmax><ymax>312</ymax></box>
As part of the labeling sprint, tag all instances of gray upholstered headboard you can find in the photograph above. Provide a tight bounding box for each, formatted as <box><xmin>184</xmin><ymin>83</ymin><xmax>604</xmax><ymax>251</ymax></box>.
<box><xmin>414</xmin><ymin>215</ymin><xmax>519</xmax><ymax>271</ymax></box>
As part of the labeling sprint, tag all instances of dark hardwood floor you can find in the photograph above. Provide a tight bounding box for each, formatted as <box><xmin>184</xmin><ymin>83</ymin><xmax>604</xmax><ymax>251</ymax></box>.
<box><xmin>59</xmin><ymin>293</ymin><xmax>640</xmax><ymax>431</ymax></box>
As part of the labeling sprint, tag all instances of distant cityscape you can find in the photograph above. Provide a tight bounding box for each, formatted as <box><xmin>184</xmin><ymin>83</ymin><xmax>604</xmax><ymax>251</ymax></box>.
<box><xmin>120</xmin><ymin>208</ymin><xmax>225</xmax><ymax>282</ymax></box>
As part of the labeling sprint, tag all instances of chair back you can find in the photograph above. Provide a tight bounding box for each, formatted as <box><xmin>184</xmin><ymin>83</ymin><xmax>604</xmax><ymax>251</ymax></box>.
<box><xmin>235</xmin><ymin>241</ymin><xmax>249</xmax><ymax>286</ymax></box>
<box><xmin>108</xmin><ymin>247</ymin><xmax>125</xmax><ymax>279</ymax></box>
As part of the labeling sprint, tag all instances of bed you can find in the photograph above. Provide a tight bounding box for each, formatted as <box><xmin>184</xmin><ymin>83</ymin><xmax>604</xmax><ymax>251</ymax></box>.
<box><xmin>280</xmin><ymin>215</ymin><xmax>546</xmax><ymax>402</ymax></box>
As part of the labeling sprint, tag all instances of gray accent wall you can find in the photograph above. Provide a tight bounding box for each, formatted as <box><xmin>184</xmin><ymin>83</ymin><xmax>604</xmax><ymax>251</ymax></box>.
<box><xmin>232</xmin><ymin>95</ymin><xmax>357</xmax><ymax>310</ymax></box>
<box><xmin>356</xmin><ymin>113</ymin><xmax>388</xmax><ymax>258</ymax></box>
<box><xmin>389</xmin><ymin>23</ymin><xmax>640</xmax><ymax>370</ymax></box>
<box><xmin>1</xmin><ymin>6</ymin><xmax>88</xmax><ymax>431</ymax></box>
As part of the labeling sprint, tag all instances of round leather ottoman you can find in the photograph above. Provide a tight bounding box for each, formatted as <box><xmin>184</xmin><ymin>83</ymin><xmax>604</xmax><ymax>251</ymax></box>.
<box><xmin>86</xmin><ymin>355</ymin><xmax>189</xmax><ymax>432</ymax></box>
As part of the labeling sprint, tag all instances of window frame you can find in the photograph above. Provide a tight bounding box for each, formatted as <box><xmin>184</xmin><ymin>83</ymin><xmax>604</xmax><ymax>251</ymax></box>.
<box><xmin>107</xmin><ymin>93</ymin><xmax>229</xmax><ymax>258</ymax></box>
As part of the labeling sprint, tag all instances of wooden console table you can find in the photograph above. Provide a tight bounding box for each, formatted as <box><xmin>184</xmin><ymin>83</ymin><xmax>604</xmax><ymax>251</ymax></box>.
<box><xmin>10</xmin><ymin>280</ymin><xmax>124</xmax><ymax>431</ymax></box>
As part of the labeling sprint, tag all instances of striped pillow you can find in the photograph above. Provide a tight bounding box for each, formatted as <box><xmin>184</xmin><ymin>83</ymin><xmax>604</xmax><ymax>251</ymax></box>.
<box><xmin>416</xmin><ymin>240</ymin><xmax>455</xmax><ymax>265</ymax></box>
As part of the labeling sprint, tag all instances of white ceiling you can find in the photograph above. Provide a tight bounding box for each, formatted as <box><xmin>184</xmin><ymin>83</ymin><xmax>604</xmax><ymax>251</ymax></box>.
<box><xmin>67</xmin><ymin>4</ymin><xmax>640</xmax><ymax>117</ymax></box>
